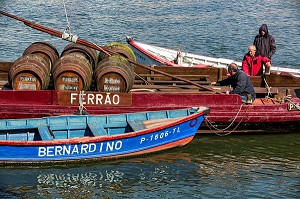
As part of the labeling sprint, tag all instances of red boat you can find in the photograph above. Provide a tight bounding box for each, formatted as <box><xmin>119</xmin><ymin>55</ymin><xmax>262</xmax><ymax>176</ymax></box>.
<box><xmin>0</xmin><ymin>89</ymin><xmax>299</xmax><ymax>134</ymax></box>
<box><xmin>1</xmin><ymin>48</ymin><xmax>300</xmax><ymax>134</ymax></box>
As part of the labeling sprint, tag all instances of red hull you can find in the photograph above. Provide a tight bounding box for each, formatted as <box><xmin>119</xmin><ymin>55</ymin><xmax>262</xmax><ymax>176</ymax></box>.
<box><xmin>0</xmin><ymin>90</ymin><xmax>299</xmax><ymax>133</ymax></box>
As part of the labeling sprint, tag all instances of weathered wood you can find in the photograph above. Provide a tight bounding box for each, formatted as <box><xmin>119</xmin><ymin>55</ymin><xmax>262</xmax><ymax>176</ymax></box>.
<box><xmin>142</xmin><ymin>117</ymin><xmax>183</xmax><ymax>129</ymax></box>
<box><xmin>254</xmin><ymin>87</ymin><xmax>278</xmax><ymax>95</ymax></box>
<box><xmin>128</xmin><ymin>120</ymin><xmax>146</xmax><ymax>131</ymax></box>
<box><xmin>136</xmin><ymin>74</ymin><xmax>211</xmax><ymax>78</ymax></box>
<box><xmin>0</xmin><ymin>62</ymin><xmax>13</xmax><ymax>72</ymax></box>
<box><xmin>134</xmin><ymin>65</ymin><xmax>227</xmax><ymax>82</ymax></box>
<box><xmin>131</xmin><ymin>84</ymin><xmax>216</xmax><ymax>93</ymax></box>
<box><xmin>87</xmin><ymin>122</ymin><xmax>107</xmax><ymax>136</ymax></box>
<box><xmin>134</xmin><ymin>79</ymin><xmax>211</xmax><ymax>85</ymax></box>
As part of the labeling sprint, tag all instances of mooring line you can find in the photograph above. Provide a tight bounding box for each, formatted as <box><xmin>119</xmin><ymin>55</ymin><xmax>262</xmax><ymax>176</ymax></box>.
<box><xmin>205</xmin><ymin>103</ymin><xmax>251</xmax><ymax>136</ymax></box>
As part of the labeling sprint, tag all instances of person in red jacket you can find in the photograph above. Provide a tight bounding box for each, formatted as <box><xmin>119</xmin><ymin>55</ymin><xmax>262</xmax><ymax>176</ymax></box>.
<box><xmin>242</xmin><ymin>45</ymin><xmax>271</xmax><ymax>76</ymax></box>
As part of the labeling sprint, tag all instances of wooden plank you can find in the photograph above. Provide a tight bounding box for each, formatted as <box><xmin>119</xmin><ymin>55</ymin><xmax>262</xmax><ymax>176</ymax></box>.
<box><xmin>0</xmin><ymin>62</ymin><xmax>13</xmax><ymax>73</ymax></box>
<box><xmin>87</xmin><ymin>122</ymin><xmax>107</xmax><ymax>136</ymax></box>
<box><xmin>0</xmin><ymin>73</ymin><xmax>9</xmax><ymax>80</ymax></box>
<box><xmin>137</xmin><ymin>74</ymin><xmax>210</xmax><ymax>78</ymax></box>
<box><xmin>254</xmin><ymin>87</ymin><xmax>278</xmax><ymax>94</ymax></box>
<box><xmin>131</xmin><ymin>84</ymin><xmax>216</xmax><ymax>93</ymax></box>
<box><xmin>134</xmin><ymin>65</ymin><xmax>228</xmax><ymax>82</ymax></box>
<box><xmin>142</xmin><ymin>117</ymin><xmax>183</xmax><ymax>129</ymax></box>
<box><xmin>128</xmin><ymin>120</ymin><xmax>146</xmax><ymax>131</ymax></box>
<box><xmin>38</xmin><ymin>125</ymin><xmax>54</xmax><ymax>140</ymax></box>
<box><xmin>134</xmin><ymin>79</ymin><xmax>211</xmax><ymax>85</ymax></box>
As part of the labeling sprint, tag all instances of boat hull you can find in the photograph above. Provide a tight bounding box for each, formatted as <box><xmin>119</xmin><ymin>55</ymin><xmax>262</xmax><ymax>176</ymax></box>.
<box><xmin>0</xmin><ymin>107</ymin><xmax>206</xmax><ymax>164</ymax></box>
<box><xmin>0</xmin><ymin>90</ymin><xmax>299</xmax><ymax>133</ymax></box>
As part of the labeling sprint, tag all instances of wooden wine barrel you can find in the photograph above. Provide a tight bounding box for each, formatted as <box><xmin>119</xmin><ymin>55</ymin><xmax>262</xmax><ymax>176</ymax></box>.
<box><xmin>61</xmin><ymin>43</ymin><xmax>98</xmax><ymax>69</ymax></box>
<box><xmin>98</xmin><ymin>42</ymin><xmax>136</xmax><ymax>62</ymax></box>
<box><xmin>52</xmin><ymin>53</ymin><xmax>93</xmax><ymax>91</ymax></box>
<box><xmin>95</xmin><ymin>55</ymin><xmax>135</xmax><ymax>92</ymax></box>
<box><xmin>9</xmin><ymin>54</ymin><xmax>51</xmax><ymax>90</ymax></box>
<box><xmin>22</xmin><ymin>41</ymin><xmax>59</xmax><ymax>69</ymax></box>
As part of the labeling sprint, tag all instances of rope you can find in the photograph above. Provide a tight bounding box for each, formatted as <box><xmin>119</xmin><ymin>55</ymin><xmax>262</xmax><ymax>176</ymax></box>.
<box><xmin>263</xmin><ymin>76</ymin><xmax>272</xmax><ymax>98</ymax></box>
<box><xmin>207</xmin><ymin>117</ymin><xmax>244</xmax><ymax>136</ymax></box>
<box><xmin>62</xmin><ymin>0</ymin><xmax>71</xmax><ymax>35</ymax></box>
<box><xmin>78</xmin><ymin>91</ymin><xmax>87</xmax><ymax>115</ymax></box>
<box><xmin>205</xmin><ymin>103</ymin><xmax>251</xmax><ymax>136</ymax></box>
<box><xmin>206</xmin><ymin>104</ymin><xmax>243</xmax><ymax>131</ymax></box>
<box><xmin>61</xmin><ymin>0</ymin><xmax>79</xmax><ymax>43</ymax></box>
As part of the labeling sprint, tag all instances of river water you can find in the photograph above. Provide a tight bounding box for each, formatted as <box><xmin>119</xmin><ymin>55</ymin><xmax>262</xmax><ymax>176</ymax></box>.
<box><xmin>0</xmin><ymin>0</ymin><xmax>299</xmax><ymax>198</ymax></box>
<box><xmin>0</xmin><ymin>134</ymin><xmax>299</xmax><ymax>198</ymax></box>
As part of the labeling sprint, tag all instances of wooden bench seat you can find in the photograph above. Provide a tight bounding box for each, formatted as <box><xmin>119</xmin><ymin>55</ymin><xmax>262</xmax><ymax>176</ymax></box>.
<box><xmin>134</xmin><ymin>79</ymin><xmax>211</xmax><ymax>85</ymax></box>
<box><xmin>254</xmin><ymin>87</ymin><xmax>278</xmax><ymax>95</ymax></box>
<box><xmin>38</xmin><ymin>125</ymin><xmax>54</xmax><ymax>140</ymax></box>
<box><xmin>87</xmin><ymin>122</ymin><xmax>107</xmax><ymax>136</ymax></box>
<box><xmin>137</xmin><ymin>74</ymin><xmax>211</xmax><ymax>78</ymax></box>
<box><xmin>127</xmin><ymin>120</ymin><xmax>146</xmax><ymax>131</ymax></box>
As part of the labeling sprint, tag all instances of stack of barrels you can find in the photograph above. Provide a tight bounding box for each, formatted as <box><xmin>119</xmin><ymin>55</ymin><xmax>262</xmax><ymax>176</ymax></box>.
<box><xmin>9</xmin><ymin>41</ymin><xmax>136</xmax><ymax>93</ymax></box>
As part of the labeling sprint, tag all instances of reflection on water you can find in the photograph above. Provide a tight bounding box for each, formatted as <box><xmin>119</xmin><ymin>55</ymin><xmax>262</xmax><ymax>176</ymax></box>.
<box><xmin>36</xmin><ymin>170</ymin><xmax>124</xmax><ymax>198</ymax></box>
<box><xmin>0</xmin><ymin>134</ymin><xmax>299</xmax><ymax>198</ymax></box>
<box><xmin>184</xmin><ymin>134</ymin><xmax>300</xmax><ymax>198</ymax></box>
<box><xmin>0</xmin><ymin>152</ymin><xmax>197</xmax><ymax>198</ymax></box>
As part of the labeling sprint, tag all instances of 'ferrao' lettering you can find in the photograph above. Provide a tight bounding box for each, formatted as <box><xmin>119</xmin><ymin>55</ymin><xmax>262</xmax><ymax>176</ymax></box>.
<box><xmin>70</xmin><ymin>92</ymin><xmax>120</xmax><ymax>105</ymax></box>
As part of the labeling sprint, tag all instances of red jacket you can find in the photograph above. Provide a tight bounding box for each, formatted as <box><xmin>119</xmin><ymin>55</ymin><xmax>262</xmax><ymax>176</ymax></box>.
<box><xmin>242</xmin><ymin>53</ymin><xmax>271</xmax><ymax>76</ymax></box>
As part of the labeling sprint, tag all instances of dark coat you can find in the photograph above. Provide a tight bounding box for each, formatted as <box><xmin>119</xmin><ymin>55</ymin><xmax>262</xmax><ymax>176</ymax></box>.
<box><xmin>253</xmin><ymin>24</ymin><xmax>276</xmax><ymax>59</ymax></box>
<box><xmin>215</xmin><ymin>70</ymin><xmax>256</xmax><ymax>99</ymax></box>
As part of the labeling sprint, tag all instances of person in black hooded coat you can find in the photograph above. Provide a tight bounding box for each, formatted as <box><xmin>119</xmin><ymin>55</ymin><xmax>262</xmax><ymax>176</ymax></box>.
<box><xmin>253</xmin><ymin>24</ymin><xmax>276</xmax><ymax>59</ymax></box>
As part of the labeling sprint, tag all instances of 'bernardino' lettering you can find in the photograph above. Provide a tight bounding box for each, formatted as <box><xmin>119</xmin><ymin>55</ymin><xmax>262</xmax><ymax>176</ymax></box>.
<box><xmin>38</xmin><ymin>141</ymin><xmax>122</xmax><ymax>157</ymax></box>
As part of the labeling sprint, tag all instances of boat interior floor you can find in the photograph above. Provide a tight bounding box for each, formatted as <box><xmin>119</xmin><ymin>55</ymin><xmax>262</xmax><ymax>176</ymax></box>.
<box><xmin>252</xmin><ymin>98</ymin><xmax>281</xmax><ymax>105</ymax></box>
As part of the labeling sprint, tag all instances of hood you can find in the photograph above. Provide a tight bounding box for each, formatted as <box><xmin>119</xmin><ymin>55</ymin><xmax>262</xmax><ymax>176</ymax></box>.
<box><xmin>259</xmin><ymin>24</ymin><xmax>269</xmax><ymax>36</ymax></box>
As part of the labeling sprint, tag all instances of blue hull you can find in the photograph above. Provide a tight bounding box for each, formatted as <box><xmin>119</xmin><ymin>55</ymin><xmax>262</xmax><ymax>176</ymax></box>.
<box><xmin>0</xmin><ymin>107</ymin><xmax>208</xmax><ymax>163</ymax></box>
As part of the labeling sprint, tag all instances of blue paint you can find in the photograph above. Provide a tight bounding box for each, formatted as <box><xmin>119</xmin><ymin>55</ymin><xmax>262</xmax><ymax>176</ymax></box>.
<box><xmin>0</xmin><ymin>108</ymin><xmax>208</xmax><ymax>162</ymax></box>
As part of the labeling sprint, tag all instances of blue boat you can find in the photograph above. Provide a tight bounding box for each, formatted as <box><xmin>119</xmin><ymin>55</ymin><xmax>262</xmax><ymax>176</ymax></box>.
<box><xmin>0</xmin><ymin>107</ymin><xmax>209</xmax><ymax>164</ymax></box>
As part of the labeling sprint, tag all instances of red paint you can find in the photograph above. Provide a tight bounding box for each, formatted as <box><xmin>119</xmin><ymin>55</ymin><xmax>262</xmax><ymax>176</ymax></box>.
<box><xmin>0</xmin><ymin>90</ymin><xmax>300</xmax><ymax>124</ymax></box>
